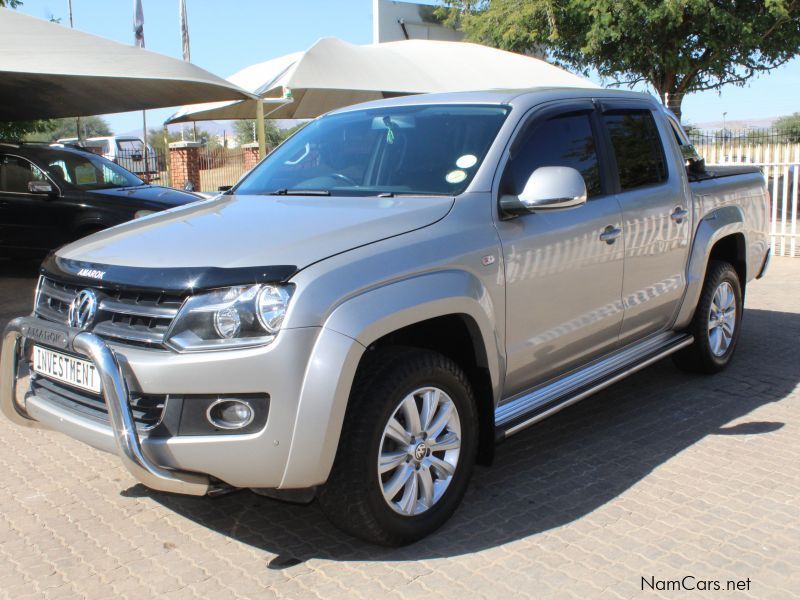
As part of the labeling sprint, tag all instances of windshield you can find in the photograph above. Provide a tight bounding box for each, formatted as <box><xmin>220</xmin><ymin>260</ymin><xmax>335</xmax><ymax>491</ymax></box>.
<box><xmin>234</xmin><ymin>104</ymin><xmax>509</xmax><ymax>197</ymax></box>
<box><xmin>46</xmin><ymin>151</ymin><xmax>143</xmax><ymax>190</ymax></box>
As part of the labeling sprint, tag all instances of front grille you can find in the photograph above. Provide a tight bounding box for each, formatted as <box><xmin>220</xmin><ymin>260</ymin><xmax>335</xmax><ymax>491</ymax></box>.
<box><xmin>35</xmin><ymin>277</ymin><xmax>184</xmax><ymax>348</ymax></box>
<box><xmin>30</xmin><ymin>375</ymin><xmax>166</xmax><ymax>431</ymax></box>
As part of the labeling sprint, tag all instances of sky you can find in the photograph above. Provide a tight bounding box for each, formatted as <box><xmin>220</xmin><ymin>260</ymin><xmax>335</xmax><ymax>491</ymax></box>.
<box><xmin>12</xmin><ymin>0</ymin><xmax>800</xmax><ymax>134</ymax></box>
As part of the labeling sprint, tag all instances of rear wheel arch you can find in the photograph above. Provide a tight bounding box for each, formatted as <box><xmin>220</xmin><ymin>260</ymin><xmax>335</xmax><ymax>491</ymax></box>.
<box><xmin>674</xmin><ymin>209</ymin><xmax>747</xmax><ymax>330</ymax></box>
<box><xmin>707</xmin><ymin>232</ymin><xmax>747</xmax><ymax>291</ymax></box>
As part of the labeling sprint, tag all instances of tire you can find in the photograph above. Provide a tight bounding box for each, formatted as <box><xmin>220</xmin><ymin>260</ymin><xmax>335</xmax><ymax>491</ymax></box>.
<box><xmin>673</xmin><ymin>260</ymin><xmax>743</xmax><ymax>374</ymax></box>
<box><xmin>318</xmin><ymin>347</ymin><xmax>478</xmax><ymax>546</ymax></box>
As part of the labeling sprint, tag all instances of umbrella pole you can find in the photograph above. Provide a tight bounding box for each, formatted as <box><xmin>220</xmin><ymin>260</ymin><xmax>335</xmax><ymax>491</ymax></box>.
<box><xmin>142</xmin><ymin>109</ymin><xmax>150</xmax><ymax>183</ymax></box>
<box><xmin>163</xmin><ymin>126</ymin><xmax>171</xmax><ymax>188</ymax></box>
<box><xmin>256</xmin><ymin>99</ymin><xmax>266</xmax><ymax>160</ymax></box>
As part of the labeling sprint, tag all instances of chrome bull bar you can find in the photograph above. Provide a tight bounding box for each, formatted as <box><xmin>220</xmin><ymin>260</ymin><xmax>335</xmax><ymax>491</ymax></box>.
<box><xmin>1</xmin><ymin>317</ymin><xmax>210</xmax><ymax>496</ymax></box>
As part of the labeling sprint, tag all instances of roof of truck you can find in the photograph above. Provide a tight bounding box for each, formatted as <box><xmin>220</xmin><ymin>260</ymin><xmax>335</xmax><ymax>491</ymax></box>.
<box><xmin>328</xmin><ymin>87</ymin><xmax>657</xmax><ymax>115</ymax></box>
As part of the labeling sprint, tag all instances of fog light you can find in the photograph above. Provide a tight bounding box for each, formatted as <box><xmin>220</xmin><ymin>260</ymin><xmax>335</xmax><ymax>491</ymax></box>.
<box><xmin>206</xmin><ymin>398</ymin><xmax>254</xmax><ymax>430</ymax></box>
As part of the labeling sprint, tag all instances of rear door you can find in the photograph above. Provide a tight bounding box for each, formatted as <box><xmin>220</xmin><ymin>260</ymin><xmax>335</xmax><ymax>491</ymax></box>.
<box><xmin>496</xmin><ymin>102</ymin><xmax>626</xmax><ymax>396</ymax></box>
<box><xmin>599</xmin><ymin>103</ymin><xmax>692</xmax><ymax>344</ymax></box>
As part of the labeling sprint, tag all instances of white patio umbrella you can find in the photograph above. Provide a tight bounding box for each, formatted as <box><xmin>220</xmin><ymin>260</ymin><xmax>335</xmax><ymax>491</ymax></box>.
<box><xmin>167</xmin><ymin>37</ymin><xmax>597</xmax><ymax>122</ymax></box>
<box><xmin>165</xmin><ymin>37</ymin><xmax>597</xmax><ymax>155</ymax></box>
<box><xmin>0</xmin><ymin>8</ymin><xmax>254</xmax><ymax>121</ymax></box>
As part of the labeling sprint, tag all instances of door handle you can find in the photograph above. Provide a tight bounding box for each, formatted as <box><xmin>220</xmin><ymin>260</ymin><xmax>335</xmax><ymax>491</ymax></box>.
<box><xmin>599</xmin><ymin>225</ymin><xmax>622</xmax><ymax>244</ymax></box>
<box><xmin>671</xmin><ymin>206</ymin><xmax>689</xmax><ymax>223</ymax></box>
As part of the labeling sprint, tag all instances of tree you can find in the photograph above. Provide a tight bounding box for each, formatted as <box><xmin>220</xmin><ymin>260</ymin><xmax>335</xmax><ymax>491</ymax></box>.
<box><xmin>773</xmin><ymin>112</ymin><xmax>800</xmax><ymax>142</ymax></box>
<box><xmin>147</xmin><ymin>127</ymin><xmax>221</xmax><ymax>155</ymax></box>
<box><xmin>0</xmin><ymin>120</ymin><xmax>53</xmax><ymax>141</ymax></box>
<box><xmin>438</xmin><ymin>1</ymin><xmax>800</xmax><ymax>121</ymax></box>
<box><xmin>0</xmin><ymin>1</ymin><xmax>24</xmax><ymax>7</ymax></box>
<box><xmin>233</xmin><ymin>119</ymin><xmax>285</xmax><ymax>147</ymax></box>
<box><xmin>49</xmin><ymin>116</ymin><xmax>111</xmax><ymax>140</ymax></box>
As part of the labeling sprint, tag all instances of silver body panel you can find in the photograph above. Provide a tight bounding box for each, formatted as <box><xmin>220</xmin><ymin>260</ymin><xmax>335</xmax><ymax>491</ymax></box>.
<box><xmin>0</xmin><ymin>88</ymin><xmax>770</xmax><ymax>493</ymax></box>
<box><xmin>614</xmin><ymin>109</ymin><xmax>693</xmax><ymax>345</ymax></box>
<box><xmin>496</xmin><ymin>193</ymin><xmax>626</xmax><ymax>395</ymax></box>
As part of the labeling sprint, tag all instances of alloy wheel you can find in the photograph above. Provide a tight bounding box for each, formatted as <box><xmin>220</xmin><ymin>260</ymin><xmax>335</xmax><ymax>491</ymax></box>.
<box><xmin>377</xmin><ymin>386</ymin><xmax>462</xmax><ymax>516</ymax></box>
<box><xmin>707</xmin><ymin>281</ymin><xmax>737</xmax><ymax>356</ymax></box>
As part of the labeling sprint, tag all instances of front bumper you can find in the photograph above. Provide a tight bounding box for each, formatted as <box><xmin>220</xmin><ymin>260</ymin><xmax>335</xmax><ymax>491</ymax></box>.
<box><xmin>1</xmin><ymin>316</ymin><xmax>364</xmax><ymax>493</ymax></box>
<box><xmin>1</xmin><ymin>317</ymin><xmax>210</xmax><ymax>495</ymax></box>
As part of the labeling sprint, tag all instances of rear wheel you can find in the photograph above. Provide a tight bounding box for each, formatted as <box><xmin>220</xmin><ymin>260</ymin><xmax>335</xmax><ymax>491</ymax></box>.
<box><xmin>319</xmin><ymin>348</ymin><xmax>478</xmax><ymax>546</ymax></box>
<box><xmin>673</xmin><ymin>260</ymin><xmax>743</xmax><ymax>373</ymax></box>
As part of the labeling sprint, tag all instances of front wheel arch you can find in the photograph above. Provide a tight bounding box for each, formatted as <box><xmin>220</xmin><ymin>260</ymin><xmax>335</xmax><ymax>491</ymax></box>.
<box><xmin>364</xmin><ymin>314</ymin><xmax>495</xmax><ymax>466</ymax></box>
<box><xmin>319</xmin><ymin>347</ymin><xmax>479</xmax><ymax>545</ymax></box>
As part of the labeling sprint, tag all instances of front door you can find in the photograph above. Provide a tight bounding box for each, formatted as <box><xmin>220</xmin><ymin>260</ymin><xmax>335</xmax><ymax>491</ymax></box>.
<box><xmin>496</xmin><ymin>104</ymin><xmax>625</xmax><ymax>397</ymax></box>
<box><xmin>600</xmin><ymin>105</ymin><xmax>692</xmax><ymax>344</ymax></box>
<box><xmin>0</xmin><ymin>154</ymin><xmax>61</xmax><ymax>253</ymax></box>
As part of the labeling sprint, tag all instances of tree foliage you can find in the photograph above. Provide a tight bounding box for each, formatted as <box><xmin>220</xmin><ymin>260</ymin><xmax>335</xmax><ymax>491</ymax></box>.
<box><xmin>14</xmin><ymin>116</ymin><xmax>112</xmax><ymax>142</ymax></box>
<box><xmin>0</xmin><ymin>0</ymin><xmax>24</xmax><ymax>7</ymax></box>
<box><xmin>773</xmin><ymin>112</ymin><xmax>800</xmax><ymax>142</ymax></box>
<box><xmin>48</xmin><ymin>116</ymin><xmax>111</xmax><ymax>141</ymax></box>
<box><xmin>0</xmin><ymin>120</ymin><xmax>53</xmax><ymax>141</ymax></box>
<box><xmin>438</xmin><ymin>0</ymin><xmax>800</xmax><ymax>120</ymax></box>
<box><xmin>146</xmin><ymin>127</ymin><xmax>219</xmax><ymax>154</ymax></box>
<box><xmin>233</xmin><ymin>119</ymin><xmax>285</xmax><ymax>147</ymax></box>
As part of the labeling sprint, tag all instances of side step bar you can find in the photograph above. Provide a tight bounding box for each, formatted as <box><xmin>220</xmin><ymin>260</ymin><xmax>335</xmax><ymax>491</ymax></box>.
<box><xmin>495</xmin><ymin>332</ymin><xmax>694</xmax><ymax>441</ymax></box>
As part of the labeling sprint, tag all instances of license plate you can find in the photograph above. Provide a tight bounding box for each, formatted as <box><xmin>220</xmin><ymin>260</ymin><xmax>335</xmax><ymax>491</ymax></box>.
<box><xmin>32</xmin><ymin>345</ymin><xmax>101</xmax><ymax>394</ymax></box>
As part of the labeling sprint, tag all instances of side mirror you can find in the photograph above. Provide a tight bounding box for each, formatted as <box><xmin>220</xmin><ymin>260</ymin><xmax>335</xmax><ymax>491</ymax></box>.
<box><xmin>680</xmin><ymin>144</ymin><xmax>706</xmax><ymax>175</ymax></box>
<box><xmin>687</xmin><ymin>157</ymin><xmax>706</xmax><ymax>175</ymax></box>
<box><xmin>28</xmin><ymin>181</ymin><xmax>54</xmax><ymax>195</ymax></box>
<box><xmin>500</xmin><ymin>166</ymin><xmax>587</xmax><ymax>216</ymax></box>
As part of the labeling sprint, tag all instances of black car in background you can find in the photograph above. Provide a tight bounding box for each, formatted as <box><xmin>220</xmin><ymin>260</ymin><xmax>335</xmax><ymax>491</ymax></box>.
<box><xmin>0</xmin><ymin>142</ymin><xmax>202</xmax><ymax>257</ymax></box>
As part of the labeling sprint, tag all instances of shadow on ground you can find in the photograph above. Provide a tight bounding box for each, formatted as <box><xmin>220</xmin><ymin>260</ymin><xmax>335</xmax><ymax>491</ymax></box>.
<box><xmin>145</xmin><ymin>307</ymin><xmax>800</xmax><ymax>562</ymax></box>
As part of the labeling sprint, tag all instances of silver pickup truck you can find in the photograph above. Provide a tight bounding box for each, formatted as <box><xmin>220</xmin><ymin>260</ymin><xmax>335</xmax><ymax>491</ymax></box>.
<box><xmin>1</xmin><ymin>88</ymin><xmax>770</xmax><ymax>545</ymax></box>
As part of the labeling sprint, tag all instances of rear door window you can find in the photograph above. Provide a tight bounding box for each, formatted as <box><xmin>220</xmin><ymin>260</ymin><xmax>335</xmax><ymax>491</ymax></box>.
<box><xmin>603</xmin><ymin>110</ymin><xmax>668</xmax><ymax>190</ymax></box>
<box><xmin>502</xmin><ymin>112</ymin><xmax>602</xmax><ymax>198</ymax></box>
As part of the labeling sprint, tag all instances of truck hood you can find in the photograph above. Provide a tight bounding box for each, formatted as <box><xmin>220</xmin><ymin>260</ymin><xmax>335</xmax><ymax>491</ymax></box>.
<box><xmin>57</xmin><ymin>193</ymin><xmax>454</xmax><ymax>272</ymax></box>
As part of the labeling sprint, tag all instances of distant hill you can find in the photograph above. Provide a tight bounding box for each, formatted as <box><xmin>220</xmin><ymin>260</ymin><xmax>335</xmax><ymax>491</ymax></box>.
<box><xmin>120</xmin><ymin>119</ymin><xmax>304</xmax><ymax>140</ymax></box>
<box><xmin>692</xmin><ymin>116</ymin><xmax>778</xmax><ymax>130</ymax></box>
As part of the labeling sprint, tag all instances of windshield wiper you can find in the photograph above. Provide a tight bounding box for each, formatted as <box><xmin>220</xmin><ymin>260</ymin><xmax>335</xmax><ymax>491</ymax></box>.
<box><xmin>268</xmin><ymin>188</ymin><xmax>331</xmax><ymax>196</ymax></box>
<box><xmin>375</xmin><ymin>192</ymin><xmax>449</xmax><ymax>198</ymax></box>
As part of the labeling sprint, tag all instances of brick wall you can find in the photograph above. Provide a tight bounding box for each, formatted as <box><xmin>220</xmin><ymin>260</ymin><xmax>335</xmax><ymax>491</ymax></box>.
<box><xmin>243</xmin><ymin>142</ymin><xmax>260</xmax><ymax>171</ymax></box>
<box><xmin>168</xmin><ymin>141</ymin><xmax>201</xmax><ymax>192</ymax></box>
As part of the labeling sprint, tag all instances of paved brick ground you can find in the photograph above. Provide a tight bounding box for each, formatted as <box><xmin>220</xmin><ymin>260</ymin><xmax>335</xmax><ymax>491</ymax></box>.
<box><xmin>0</xmin><ymin>258</ymin><xmax>798</xmax><ymax>599</ymax></box>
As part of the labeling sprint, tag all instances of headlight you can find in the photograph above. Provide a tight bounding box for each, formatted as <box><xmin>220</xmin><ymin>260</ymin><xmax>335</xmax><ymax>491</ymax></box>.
<box><xmin>165</xmin><ymin>284</ymin><xmax>293</xmax><ymax>352</ymax></box>
<box><xmin>134</xmin><ymin>209</ymin><xmax>155</xmax><ymax>219</ymax></box>
<box><xmin>256</xmin><ymin>285</ymin><xmax>292</xmax><ymax>333</ymax></box>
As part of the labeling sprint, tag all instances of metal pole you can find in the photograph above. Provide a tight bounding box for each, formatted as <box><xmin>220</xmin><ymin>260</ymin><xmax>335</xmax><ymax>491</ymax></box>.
<box><xmin>256</xmin><ymin>99</ymin><xmax>266</xmax><ymax>159</ymax></box>
<box><xmin>722</xmin><ymin>112</ymin><xmax>727</xmax><ymax>163</ymax></box>
<box><xmin>142</xmin><ymin>110</ymin><xmax>149</xmax><ymax>183</ymax></box>
<box><xmin>163</xmin><ymin>126</ymin><xmax>171</xmax><ymax>187</ymax></box>
<box><xmin>68</xmin><ymin>0</ymin><xmax>82</xmax><ymax>141</ymax></box>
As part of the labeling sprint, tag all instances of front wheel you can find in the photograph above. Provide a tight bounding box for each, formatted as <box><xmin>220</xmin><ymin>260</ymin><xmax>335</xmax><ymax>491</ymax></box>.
<box><xmin>673</xmin><ymin>260</ymin><xmax>743</xmax><ymax>373</ymax></box>
<box><xmin>319</xmin><ymin>348</ymin><xmax>478</xmax><ymax>546</ymax></box>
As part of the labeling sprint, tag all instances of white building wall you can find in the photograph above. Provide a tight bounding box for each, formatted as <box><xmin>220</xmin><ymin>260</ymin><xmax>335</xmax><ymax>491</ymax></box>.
<box><xmin>373</xmin><ymin>0</ymin><xmax>464</xmax><ymax>43</ymax></box>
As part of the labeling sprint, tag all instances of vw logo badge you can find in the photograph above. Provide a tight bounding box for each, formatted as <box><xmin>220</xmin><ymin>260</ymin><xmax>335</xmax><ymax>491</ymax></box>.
<box><xmin>68</xmin><ymin>289</ymin><xmax>98</xmax><ymax>330</ymax></box>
